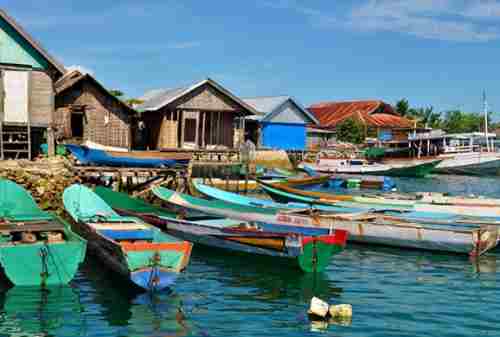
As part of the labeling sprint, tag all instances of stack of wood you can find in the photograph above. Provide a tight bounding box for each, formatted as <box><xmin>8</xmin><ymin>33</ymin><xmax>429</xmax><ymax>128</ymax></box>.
<box><xmin>0</xmin><ymin>156</ymin><xmax>80</xmax><ymax>215</ymax></box>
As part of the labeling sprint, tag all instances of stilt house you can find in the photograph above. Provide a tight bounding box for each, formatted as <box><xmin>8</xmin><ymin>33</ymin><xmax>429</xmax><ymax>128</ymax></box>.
<box><xmin>136</xmin><ymin>78</ymin><xmax>257</xmax><ymax>150</ymax></box>
<box><xmin>54</xmin><ymin>70</ymin><xmax>135</xmax><ymax>149</ymax></box>
<box><xmin>0</xmin><ymin>9</ymin><xmax>66</xmax><ymax>159</ymax></box>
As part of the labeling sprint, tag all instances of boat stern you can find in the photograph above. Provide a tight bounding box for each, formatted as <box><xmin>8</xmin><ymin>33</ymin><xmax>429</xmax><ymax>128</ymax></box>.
<box><xmin>130</xmin><ymin>267</ymin><xmax>179</xmax><ymax>291</ymax></box>
<box><xmin>297</xmin><ymin>230</ymin><xmax>349</xmax><ymax>273</ymax></box>
<box><xmin>121</xmin><ymin>241</ymin><xmax>192</xmax><ymax>291</ymax></box>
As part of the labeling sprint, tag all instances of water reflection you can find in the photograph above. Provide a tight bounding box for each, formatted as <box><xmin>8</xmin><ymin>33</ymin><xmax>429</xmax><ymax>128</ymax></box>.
<box><xmin>0</xmin><ymin>285</ymin><xmax>85</xmax><ymax>337</ymax></box>
<box><xmin>189</xmin><ymin>247</ymin><xmax>343</xmax><ymax>303</ymax></box>
<box><xmin>81</xmin><ymin>258</ymin><xmax>191</xmax><ymax>336</ymax></box>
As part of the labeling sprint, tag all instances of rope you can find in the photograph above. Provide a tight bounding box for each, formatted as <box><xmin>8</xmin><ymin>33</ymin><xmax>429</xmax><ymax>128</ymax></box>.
<box><xmin>39</xmin><ymin>246</ymin><xmax>49</xmax><ymax>288</ymax></box>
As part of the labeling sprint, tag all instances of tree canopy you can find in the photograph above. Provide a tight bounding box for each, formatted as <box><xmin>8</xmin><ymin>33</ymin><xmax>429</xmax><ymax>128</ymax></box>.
<box><xmin>336</xmin><ymin>118</ymin><xmax>365</xmax><ymax>144</ymax></box>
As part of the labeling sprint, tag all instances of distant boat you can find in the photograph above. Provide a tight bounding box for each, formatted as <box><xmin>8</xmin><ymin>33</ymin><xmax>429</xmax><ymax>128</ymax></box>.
<box><xmin>63</xmin><ymin>184</ymin><xmax>192</xmax><ymax>291</ymax></box>
<box><xmin>93</xmin><ymin>186</ymin><xmax>348</xmax><ymax>273</ymax></box>
<box><xmin>65</xmin><ymin>144</ymin><xmax>192</xmax><ymax>168</ymax></box>
<box><xmin>152</xmin><ymin>185</ymin><xmax>499</xmax><ymax>256</ymax></box>
<box><xmin>258</xmin><ymin>180</ymin><xmax>500</xmax><ymax>218</ymax></box>
<box><xmin>302</xmin><ymin>157</ymin><xmax>441</xmax><ymax>177</ymax></box>
<box><xmin>0</xmin><ymin>179</ymin><xmax>86</xmax><ymax>287</ymax></box>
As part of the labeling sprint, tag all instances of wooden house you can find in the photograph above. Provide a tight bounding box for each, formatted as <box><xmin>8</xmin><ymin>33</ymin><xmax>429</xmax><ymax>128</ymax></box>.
<box><xmin>308</xmin><ymin>100</ymin><xmax>416</xmax><ymax>142</ymax></box>
<box><xmin>0</xmin><ymin>9</ymin><xmax>66</xmax><ymax>159</ymax></box>
<box><xmin>242</xmin><ymin>96</ymin><xmax>319</xmax><ymax>150</ymax></box>
<box><xmin>54</xmin><ymin>70</ymin><xmax>135</xmax><ymax>149</ymax></box>
<box><xmin>136</xmin><ymin>78</ymin><xmax>257</xmax><ymax>150</ymax></box>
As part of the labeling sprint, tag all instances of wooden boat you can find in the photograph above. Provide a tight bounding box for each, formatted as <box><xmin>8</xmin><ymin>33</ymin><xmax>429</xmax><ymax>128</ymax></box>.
<box><xmin>152</xmin><ymin>186</ymin><xmax>499</xmax><ymax>255</ymax></box>
<box><xmin>93</xmin><ymin>187</ymin><xmax>348</xmax><ymax>273</ymax></box>
<box><xmin>259</xmin><ymin>180</ymin><xmax>500</xmax><ymax>218</ymax></box>
<box><xmin>63</xmin><ymin>184</ymin><xmax>192</xmax><ymax>291</ymax></box>
<box><xmin>301</xmin><ymin>158</ymin><xmax>441</xmax><ymax>177</ymax></box>
<box><xmin>65</xmin><ymin>144</ymin><xmax>192</xmax><ymax>168</ymax></box>
<box><xmin>191</xmin><ymin>180</ymin><xmax>364</xmax><ymax>213</ymax></box>
<box><xmin>0</xmin><ymin>179</ymin><xmax>86</xmax><ymax>287</ymax></box>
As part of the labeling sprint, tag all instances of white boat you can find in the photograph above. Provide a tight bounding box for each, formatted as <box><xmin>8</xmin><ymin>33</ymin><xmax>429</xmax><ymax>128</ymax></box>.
<box><xmin>301</xmin><ymin>157</ymin><xmax>441</xmax><ymax>177</ymax></box>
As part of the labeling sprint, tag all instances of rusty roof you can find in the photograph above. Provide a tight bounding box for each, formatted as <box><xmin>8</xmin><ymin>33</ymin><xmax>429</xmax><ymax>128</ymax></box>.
<box><xmin>308</xmin><ymin>100</ymin><xmax>414</xmax><ymax>129</ymax></box>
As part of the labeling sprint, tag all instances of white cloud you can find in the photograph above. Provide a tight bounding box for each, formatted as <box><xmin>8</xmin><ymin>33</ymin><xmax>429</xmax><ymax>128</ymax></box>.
<box><xmin>262</xmin><ymin>0</ymin><xmax>500</xmax><ymax>42</ymax></box>
<box><xmin>167</xmin><ymin>41</ymin><xmax>202</xmax><ymax>49</ymax></box>
<box><xmin>66</xmin><ymin>65</ymin><xmax>94</xmax><ymax>75</ymax></box>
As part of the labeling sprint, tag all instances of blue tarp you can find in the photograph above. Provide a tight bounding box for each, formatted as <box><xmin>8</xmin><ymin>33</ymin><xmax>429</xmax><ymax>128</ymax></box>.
<box><xmin>261</xmin><ymin>122</ymin><xmax>306</xmax><ymax>150</ymax></box>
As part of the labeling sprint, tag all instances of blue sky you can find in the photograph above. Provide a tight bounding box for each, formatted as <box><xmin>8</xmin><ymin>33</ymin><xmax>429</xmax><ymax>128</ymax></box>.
<box><xmin>4</xmin><ymin>0</ymin><xmax>500</xmax><ymax>117</ymax></box>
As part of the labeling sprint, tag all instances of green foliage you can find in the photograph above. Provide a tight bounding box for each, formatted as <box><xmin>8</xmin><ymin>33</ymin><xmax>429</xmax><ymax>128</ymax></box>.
<box><xmin>336</xmin><ymin>118</ymin><xmax>365</xmax><ymax>144</ymax></box>
<box><xmin>410</xmin><ymin>106</ymin><xmax>442</xmax><ymax>128</ymax></box>
<box><xmin>395</xmin><ymin>99</ymin><xmax>410</xmax><ymax>117</ymax></box>
<box><xmin>125</xmin><ymin>98</ymin><xmax>144</xmax><ymax>107</ymax></box>
<box><xmin>441</xmin><ymin>110</ymin><xmax>485</xmax><ymax>133</ymax></box>
<box><xmin>109</xmin><ymin>89</ymin><xmax>124</xmax><ymax>97</ymax></box>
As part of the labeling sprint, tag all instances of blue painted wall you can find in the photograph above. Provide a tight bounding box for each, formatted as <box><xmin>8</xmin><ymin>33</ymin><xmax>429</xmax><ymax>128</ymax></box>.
<box><xmin>261</xmin><ymin>122</ymin><xmax>306</xmax><ymax>150</ymax></box>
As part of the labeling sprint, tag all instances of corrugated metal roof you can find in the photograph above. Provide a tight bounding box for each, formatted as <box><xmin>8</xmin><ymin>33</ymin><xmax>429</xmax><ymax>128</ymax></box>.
<box><xmin>243</xmin><ymin>96</ymin><xmax>319</xmax><ymax>124</ymax></box>
<box><xmin>242</xmin><ymin>96</ymin><xmax>290</xmax><ymax>116</ymax></box>
<box><xmin>308</xmin><ymin>100</ymin><xmax>413</xmax><ymax>128</ymax></box>
<box><xmin>136</xmin><ymin>78</ymin><xmax>258</xmax><ymax>116</ymax></box>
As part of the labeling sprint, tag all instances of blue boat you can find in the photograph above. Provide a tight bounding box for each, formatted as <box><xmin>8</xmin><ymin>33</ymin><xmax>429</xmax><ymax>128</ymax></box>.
<box><xmin>65</xmin><ymin>145</ymin><xmax>191</xmax><ymax>168</ymax></box>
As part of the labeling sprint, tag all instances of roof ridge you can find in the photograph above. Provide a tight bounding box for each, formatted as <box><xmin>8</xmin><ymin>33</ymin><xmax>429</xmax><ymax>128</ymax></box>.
<box><xmin>0</xmin><ymin>9</ymin><xmax>66</xmax><ymax>76</ymax></box>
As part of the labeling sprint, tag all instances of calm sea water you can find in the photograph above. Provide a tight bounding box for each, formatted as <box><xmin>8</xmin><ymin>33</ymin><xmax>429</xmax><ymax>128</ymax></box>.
<box><xmin>0</xmin><ymin>175</ymin><xmax>499</xmax><ymax>337</ymax></box>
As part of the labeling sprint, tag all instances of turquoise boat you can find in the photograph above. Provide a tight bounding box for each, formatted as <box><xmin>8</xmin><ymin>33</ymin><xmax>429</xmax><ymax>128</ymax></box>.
<box><xmin>191</xmin><ymin>180</ymin><xmax>364</xmax><ymax>213</ymax></box>
<box><xmin>0</xmin><ymin>179</ymin><xmax>86</xmax><ymax>287</ymax></box>
<box><xmin>63</xmin><ymin>184</ymin><xmax>192</xmax><ymax>292</ymax></box>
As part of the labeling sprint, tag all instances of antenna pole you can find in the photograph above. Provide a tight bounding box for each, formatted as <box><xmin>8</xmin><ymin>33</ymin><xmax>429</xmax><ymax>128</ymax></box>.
<box><xmin>484</xmin><ymin>91</ymin><xmax>490</xmax><ymax>152</ymax></box>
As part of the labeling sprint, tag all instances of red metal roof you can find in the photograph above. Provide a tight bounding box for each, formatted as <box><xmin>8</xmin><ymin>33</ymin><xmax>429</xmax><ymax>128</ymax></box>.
<box><xmin>308</xmin><ymin>100</ymin><xmax>414</xmax><ymax>129</ymax></box>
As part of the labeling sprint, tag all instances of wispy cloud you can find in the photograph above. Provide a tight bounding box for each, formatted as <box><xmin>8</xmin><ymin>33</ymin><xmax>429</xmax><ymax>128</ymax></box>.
<box><xmin>168</xmin><ymin>41</ymin><xmax>202</xmax><ymax>49</ymax></box>
<box><xmin>262</xmin><ymin>0</ymin><xmax>500</xmax><ymax>42</ymax></box>
<box><xmin>66</xmin><ymin>64</ymin><xmax>94</xmax><ymax>75</ymax></box>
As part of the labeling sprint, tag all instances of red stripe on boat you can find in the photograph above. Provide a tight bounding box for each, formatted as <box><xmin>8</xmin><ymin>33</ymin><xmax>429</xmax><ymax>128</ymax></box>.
<box><xmin>302</xmin><ymin>229</ymin><xmax>349</xmax><ymax>246</ymax></box>
<box><xmin>121</xmin><ymin>241</ymin><xmax>193</xmax><ymax>253</ymax></box>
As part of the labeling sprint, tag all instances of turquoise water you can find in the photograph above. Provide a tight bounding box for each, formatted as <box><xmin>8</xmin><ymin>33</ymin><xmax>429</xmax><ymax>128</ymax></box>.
<box><xmin>0</xmin><ymin>175</ymin><xmax>499</xmax><ymax>337</ymax></box>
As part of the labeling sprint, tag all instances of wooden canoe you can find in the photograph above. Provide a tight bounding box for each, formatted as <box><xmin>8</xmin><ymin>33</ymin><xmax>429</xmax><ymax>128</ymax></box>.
<box><xmin>152</xmin><ymin>186</ymin><xmax>500</xmax><ymax>256</ymax></box>
<box><xmin>0</xmin><ymin>179</ymin><xmax>86</xmax><ymax>287</ymax></box>
<box><xmin>63</xmin><ymin>184</ymin><xmax>192</xmax><ymax>291</ymax></box>
<box><xmin>259</xmin><ymin>180</ymin><xmax>500</xmax><ymax>218</ymax></box>
<box><xmin>93</xmin><ymin>187</ymin><xmax>348</xmax><ymax>273</ymax></box>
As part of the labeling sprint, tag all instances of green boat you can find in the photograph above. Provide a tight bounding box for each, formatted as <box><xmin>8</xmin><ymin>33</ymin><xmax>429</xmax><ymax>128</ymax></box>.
<box><xmin>0</xmin><ymin>179</ymin><xmax>86</xmax><ymax>287</ymax></box>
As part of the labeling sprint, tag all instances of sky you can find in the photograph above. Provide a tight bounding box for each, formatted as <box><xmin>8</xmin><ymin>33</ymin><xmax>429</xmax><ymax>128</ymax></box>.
<box><xmin>4</xmin><ymin>0</ymin><xmax>500</xmax><ymax>117</ymax></box>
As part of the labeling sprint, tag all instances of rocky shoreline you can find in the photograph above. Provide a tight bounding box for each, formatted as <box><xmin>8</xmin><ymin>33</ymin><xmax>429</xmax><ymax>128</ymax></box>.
<box><xmin>0</xmin><ymin>157</ymin><xmax>80</xmax><ymax>215</ymax></box>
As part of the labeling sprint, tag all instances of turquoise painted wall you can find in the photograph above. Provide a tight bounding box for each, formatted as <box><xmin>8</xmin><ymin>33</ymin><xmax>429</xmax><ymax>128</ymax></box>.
<box><xmin>0</xmin><ymin>16</ymin><xmax>49</xmax><ymax>69</ymax></box>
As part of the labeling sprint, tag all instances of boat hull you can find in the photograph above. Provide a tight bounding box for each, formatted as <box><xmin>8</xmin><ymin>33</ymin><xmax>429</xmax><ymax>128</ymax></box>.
<box><xmin>0</xmin><ymin>238</ymin><xmax>85</xmax><ymax>287</ymax></box>
<box><xmin>434</xmin><ymin>155</ymin><xmax>500</xmax><ymax>176</ymax></box>
<box><xmin>152</xmin><ymin>187</ymin><xmax>499</xmax><ymax>256</ymax></box>
<box><xmin>65</xmin><ymin>144</ymin><xmax>190</xmax><ymax>168</ymax></box>
<box><xmin>120</xmin><ymin>212</ymin><xmax>346</xmax><ymax>273</ymax></box>
<box><xmin>305</xmin><ymin>160</ymin><xmax>440</xmax><ymax>177</ymax></box>
<box><xmin>63</xmin><ymin>184</ymin><xmax>192</xmax><ymax>291</ymax></box>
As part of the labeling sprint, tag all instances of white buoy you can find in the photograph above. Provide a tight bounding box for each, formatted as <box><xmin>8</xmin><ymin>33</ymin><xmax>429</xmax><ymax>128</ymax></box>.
<box><xmin>329</xmin><ymin>304</ymin><xmax>353</xmax><ymax>319</ymax></box>
<box><xmin>308</xmin><ymin>297</ymin><xmax>329</xmax><ymax>318</ymax></box>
